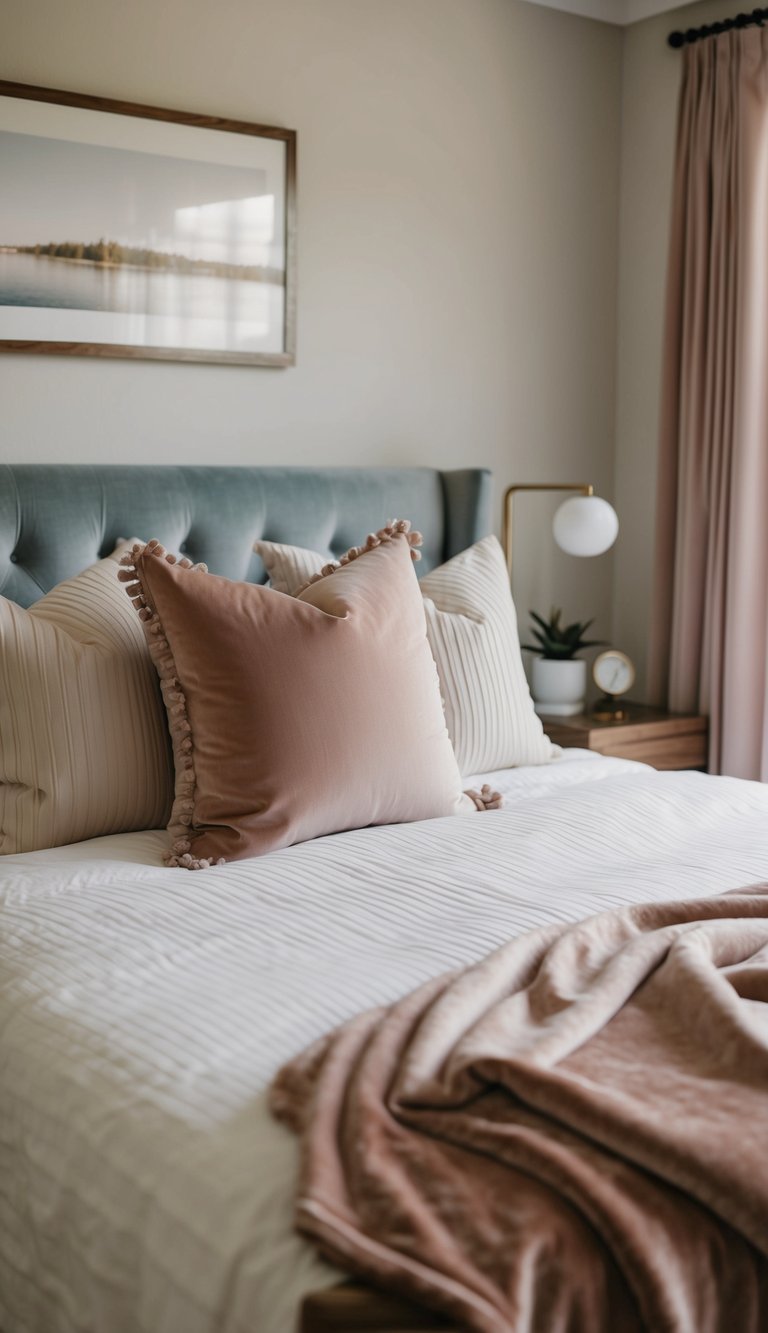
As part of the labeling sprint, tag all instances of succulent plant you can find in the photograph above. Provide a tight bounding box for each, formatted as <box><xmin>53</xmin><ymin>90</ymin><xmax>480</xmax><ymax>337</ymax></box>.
<box><xmin>521</xmin><ymin>607</ymin><xmax>605</xmax><ymax>661</ymax></box>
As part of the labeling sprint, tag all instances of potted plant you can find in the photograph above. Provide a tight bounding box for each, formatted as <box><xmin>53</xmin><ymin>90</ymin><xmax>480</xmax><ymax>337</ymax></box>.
<box><xmin>521</xmin><ymin>608</ymin><xmax>604</xmax><ymax>716</ymax></box>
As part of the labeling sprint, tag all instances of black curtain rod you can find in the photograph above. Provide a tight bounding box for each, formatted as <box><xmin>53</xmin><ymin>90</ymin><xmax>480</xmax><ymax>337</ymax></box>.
<box><xmin>668</xmin><ymin>7</ymin><xmax>768</xmax><ymax>47</ymax></box>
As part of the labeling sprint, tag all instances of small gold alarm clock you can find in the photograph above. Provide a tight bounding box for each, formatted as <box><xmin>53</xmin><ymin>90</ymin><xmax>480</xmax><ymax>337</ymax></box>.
<box><xmin>591</xmin><ymin>649</ymin><xmax>636</xmax><ymax>722</ymax></box>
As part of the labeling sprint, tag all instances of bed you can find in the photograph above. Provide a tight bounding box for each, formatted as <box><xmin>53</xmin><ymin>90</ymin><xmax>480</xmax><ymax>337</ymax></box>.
<box><xmin>2</xmin><ymin>464</ymin><xmax>768</xmax><ymax>1333</ymax></box>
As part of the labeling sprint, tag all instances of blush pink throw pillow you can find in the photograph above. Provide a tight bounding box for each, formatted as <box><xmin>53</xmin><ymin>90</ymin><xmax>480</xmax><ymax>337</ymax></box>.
<box><xmin>120</xmin><ymin>525</ymin><xmax>497</xmax><ymax>869</ymax></box>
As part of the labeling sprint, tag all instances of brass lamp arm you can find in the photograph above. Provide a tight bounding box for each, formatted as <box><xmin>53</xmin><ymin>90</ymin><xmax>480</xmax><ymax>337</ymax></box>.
<box><xmin>502</xmin><ymin>483</ymin><xmax>594</xmax><ymax>582</ymax></box>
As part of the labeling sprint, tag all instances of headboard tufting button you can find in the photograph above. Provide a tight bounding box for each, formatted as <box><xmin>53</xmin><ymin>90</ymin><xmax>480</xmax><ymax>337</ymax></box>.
<box><xmin>10</xmin><ymin>553</ymin><xmax>18</xmax><ymax>563</ymax></box>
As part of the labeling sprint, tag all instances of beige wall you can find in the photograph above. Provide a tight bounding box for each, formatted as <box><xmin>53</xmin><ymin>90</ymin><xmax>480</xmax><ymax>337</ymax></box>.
<box><xmin>613</xmin><ymin>0</ymin><xmax>730</xmax><ymax>693</ymax></box>
<box><xmin>1</xmin><ymin>0</ymin><xmax>622</xmax><ymax>640</ymax></box>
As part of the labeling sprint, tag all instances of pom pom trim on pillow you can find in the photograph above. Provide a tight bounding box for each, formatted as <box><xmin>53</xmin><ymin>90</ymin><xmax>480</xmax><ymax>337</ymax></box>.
<box><xmin>119</xmin><ymin>540</ymin><xmax>220</xmax><ymax>869</ymax></box>
<box><xmin>294</xmin><ymin>518</ymin><xmax>423</xmax><ymax>594</ymax></box>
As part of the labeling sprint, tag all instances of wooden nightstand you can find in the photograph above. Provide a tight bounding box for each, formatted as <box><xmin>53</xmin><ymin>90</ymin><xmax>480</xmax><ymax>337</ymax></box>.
<box><xmin>539</xmin><ymin>704</ymin><xmax>708</xmax><ymax>771</ymax></box>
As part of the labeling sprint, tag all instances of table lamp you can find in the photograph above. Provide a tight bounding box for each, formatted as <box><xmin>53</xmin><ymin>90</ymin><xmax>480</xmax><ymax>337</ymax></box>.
<box><xmin>502</xmin><ymin>483</ymin><xmax>618</xmax><ymax>580</ymax></box>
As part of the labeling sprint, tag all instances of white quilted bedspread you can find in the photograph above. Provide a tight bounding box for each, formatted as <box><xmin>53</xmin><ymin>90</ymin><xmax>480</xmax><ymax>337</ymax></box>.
<box><xmin>2</xmin><ymin>752</ymin><xmax>768</xmax><ymax>1333</ymax></box>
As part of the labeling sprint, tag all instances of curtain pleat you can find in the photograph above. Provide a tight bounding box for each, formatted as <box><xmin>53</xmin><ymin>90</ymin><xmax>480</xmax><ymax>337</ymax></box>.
<box><xmin>650</xmin><ymin>28</ymin><xmax>768</xmax><ymax>780</ymax></box>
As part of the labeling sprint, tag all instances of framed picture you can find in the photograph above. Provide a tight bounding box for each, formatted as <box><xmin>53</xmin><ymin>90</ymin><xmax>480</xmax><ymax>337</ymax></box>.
<box><xmin>0</xmin><ymin>81</ymin><xmax>296</xmax><ymax>367</ymax></box>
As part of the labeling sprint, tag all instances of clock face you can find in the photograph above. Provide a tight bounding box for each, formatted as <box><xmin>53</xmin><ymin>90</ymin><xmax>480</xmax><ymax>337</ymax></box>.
<box><xmin>593</xmin><ymin>650</ymin><xmax>635</xmax><ymax>698</ymax></box>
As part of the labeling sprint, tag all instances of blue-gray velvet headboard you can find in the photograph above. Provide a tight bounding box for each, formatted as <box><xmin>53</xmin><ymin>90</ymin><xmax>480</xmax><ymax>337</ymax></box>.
<box><xmin>0</xmin><ymin>465</ymin><xmax>492</xmax><ymax>607</ymax></box>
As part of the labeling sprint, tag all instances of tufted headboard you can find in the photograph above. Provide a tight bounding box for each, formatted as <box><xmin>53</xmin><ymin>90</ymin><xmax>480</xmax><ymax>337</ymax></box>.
<box><xmin>0</xmin><ymin>465</ymin><xmax>492</xmax><ymax>607</ymax></box>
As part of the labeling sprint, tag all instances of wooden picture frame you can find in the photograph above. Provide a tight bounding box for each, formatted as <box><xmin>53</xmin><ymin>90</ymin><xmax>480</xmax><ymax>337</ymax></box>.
<box><xmin>0</xmin><ymin>80</ymin><xmax>296</xmax><ymax>367</ymax></box>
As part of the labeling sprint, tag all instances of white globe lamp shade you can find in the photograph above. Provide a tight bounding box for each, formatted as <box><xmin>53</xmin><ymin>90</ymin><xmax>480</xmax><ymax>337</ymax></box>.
<box><xmin>552</xmin><ymin>495</ymin><xmax>618</xmax><ymax>557</ymax></box>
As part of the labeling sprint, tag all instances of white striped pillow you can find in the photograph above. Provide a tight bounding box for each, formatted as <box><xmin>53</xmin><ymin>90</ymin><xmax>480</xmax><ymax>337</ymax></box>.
<box><xmin>0</xmin><ymin>547</ymin><xmax>172</xmax><ymax>854</ymax></box>
<box><xmin>255</xmin><ymin>534</ymin><xmax>556</xmax><ymax>775</ymax></box>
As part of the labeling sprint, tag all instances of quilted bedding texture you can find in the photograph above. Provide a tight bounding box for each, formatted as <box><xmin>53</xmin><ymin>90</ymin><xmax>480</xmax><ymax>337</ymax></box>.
<box><xmin>2</xmin><ymin>752</ymin><xmax>768</xmax><ymax>1333</ymax></box>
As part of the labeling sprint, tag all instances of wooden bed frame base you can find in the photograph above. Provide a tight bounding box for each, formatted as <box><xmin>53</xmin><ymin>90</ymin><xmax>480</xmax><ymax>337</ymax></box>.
<box><xmin>301</xmin><ymin>1281</ymin><xmax>460</xmax><ymax>1332</ymax></box>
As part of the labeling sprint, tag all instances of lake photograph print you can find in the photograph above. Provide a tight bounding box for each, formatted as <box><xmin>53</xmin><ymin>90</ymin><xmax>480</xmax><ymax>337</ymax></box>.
<box><xmin>0</xmin><ymin>90</ymin><xmax>294</xmax><ymax>363</ymax></box>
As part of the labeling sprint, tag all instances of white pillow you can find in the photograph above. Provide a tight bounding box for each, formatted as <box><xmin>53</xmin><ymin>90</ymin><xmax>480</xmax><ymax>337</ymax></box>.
<box><xmin>0</xmin><ymin>545</ymin><xmax>172</xmax><ymax>854</ymax></box>
<box><xmin>254</xmin><ymin>533</ymin><xmax>556</xmax><ymax>775</ymax></box>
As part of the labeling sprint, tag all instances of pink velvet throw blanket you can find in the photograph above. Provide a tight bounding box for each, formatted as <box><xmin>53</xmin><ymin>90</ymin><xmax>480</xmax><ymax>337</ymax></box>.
<box><xmin>270</xmin><ymin>890</ymin><xmax>768</xmax><ymax>1332</ymax></box>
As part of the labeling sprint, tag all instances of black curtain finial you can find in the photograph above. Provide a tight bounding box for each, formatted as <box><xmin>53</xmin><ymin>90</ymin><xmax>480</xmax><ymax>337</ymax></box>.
<box><xmin>668</xmin><ymin>6</ymin><xmax>768</xmax><ymax>46</ymax></box>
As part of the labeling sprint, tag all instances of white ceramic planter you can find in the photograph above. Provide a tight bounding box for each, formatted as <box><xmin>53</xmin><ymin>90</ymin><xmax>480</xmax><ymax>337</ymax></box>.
<box><xmin>531</xmin><ymin>657</ymin><xmax>587</xmax><ymax>716</ymax></box>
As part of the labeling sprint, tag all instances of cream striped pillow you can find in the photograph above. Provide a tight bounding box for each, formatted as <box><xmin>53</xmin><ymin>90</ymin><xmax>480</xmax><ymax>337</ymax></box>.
<box><xmin>0</xmin><ymin>547</ymin><xmax>172</xmax><ymax>855</ymax></box>
<box><xmin>255</xmin><ymin>533</ymin><xmax>556</xmax><ymax>775</ymax></box>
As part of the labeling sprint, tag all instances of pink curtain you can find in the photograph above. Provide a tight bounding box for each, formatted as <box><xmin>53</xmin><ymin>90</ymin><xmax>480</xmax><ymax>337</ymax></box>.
<box><xmin>650</xmin><ymin>27</ymin><xmax>768</xmax><ymax>781</ymax></box>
